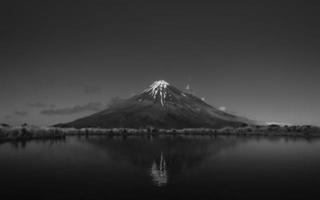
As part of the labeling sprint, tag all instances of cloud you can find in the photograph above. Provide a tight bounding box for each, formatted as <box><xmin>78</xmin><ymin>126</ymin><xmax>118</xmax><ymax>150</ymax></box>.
<box><xmin>107</xmin><ymin>97</ymin><xmax>125</xmax><ymax>108</ymax></box>
<box><xmin>27</xmin><ymin>102</ymin><xmax>56</xmax><ymax>108</ymax></box>
<box><xmin>4</xmin><ymin>115</ymin><xmax>13</xmax><ymax>119</ymax></box>
<box><xmin>14</xmin><ymin>111</ymin><xmax>28</xmax><ymax>116</ymax></box>
<box><xmin>4</xmin><ymin>111</ymin><xmax>29</xmax><ymax>119</ymax></box>
<box><xmin>219</xmin><ymin>106</ymin><xmax>226</xmax><ymax>111</ymax></box>
<box><xmin>41</xmin><ymin>102</ymin><xmax>103</xmax><ymax>115</ymax></box>
<box><xmin>266</xmin><ymin>122</ymin><xmax>293</xmax><ymax>126</ymax></box>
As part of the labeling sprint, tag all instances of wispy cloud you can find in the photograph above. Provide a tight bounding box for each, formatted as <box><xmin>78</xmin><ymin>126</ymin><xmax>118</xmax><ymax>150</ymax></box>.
<box><xmin>5</xmin><ymin>110</ymin><xmax>29</xmax><ymax>119</ymax></box>
<box><xmin>107</xmin><ymin>97</ymin><xmax>125</xmax><ymax>108</ymax></box>
<box><xmin>14</xmin><ymin>111</ymin><xmax>28</xmax><ymax>116</ymax></box>
<box><xmin>219</xmin><ymin>106</ymin><xmax>226</xmax><ymax>111</ymax></box>
<box><xmin>4</xmin><ymin>115</ymin><xmax>13</xmax><ymax>119</ymax></box>
<box><xmin>41</xmin><ymin>102</ymin><xmax>103</xmax><ymax>116</ymax></box>
<box><xmin>27</xmin><ymin>102</ymin><xmax>56</xmax><ymax>108</ymax></box>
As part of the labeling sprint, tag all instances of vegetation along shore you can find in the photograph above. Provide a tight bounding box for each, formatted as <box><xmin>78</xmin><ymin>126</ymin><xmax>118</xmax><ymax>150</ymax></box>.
<box><xmin>1</xmin><ymin>123</ymin><xmax>320</xmax><ymax>141</ymax></box>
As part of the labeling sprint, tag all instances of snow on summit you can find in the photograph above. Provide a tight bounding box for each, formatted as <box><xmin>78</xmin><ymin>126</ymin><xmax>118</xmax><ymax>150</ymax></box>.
<box><xmin>145</xmin><ymin>80</ymin><xmax>170</xmax><ymax>106</ymax></box>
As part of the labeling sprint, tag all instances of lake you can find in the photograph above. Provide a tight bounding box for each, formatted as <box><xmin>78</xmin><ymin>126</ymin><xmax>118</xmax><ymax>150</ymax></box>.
<box><xmin>1</xmin><ymin>135</ymin><xmax>320</xmax><ymax>200</ymax></box>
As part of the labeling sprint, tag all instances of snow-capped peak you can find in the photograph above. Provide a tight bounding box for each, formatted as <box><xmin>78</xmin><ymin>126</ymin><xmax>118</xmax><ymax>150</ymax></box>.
<box><xmin>145</xmin><ymin>80</ymin><xmax>170</xmax><ymax>106</ymax></box>
<box><xmin>149</xmin><ymin>80</ymin><xmax>170</xmax><ymax>89</ymax></box>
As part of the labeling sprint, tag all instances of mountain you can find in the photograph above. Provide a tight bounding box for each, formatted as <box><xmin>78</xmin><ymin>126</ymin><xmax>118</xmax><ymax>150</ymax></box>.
<box><xmin>56</xmin><ymin>80</ymin><xmax>255</xmax><ymax>129</ymax></box>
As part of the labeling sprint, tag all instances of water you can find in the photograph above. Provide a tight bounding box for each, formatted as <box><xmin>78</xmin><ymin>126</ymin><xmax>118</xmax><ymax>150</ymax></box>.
<box><xmin>1</xmin><ymin>135</ymin><xmax>320</xmax><ymax>200</ymax></box>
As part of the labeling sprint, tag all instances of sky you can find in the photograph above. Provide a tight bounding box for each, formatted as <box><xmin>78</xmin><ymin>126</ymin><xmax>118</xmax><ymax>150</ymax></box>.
<box><xmin>1</xmin><ymin>0</ymin><xmax>320</xmax><ymax>126</ymax></box>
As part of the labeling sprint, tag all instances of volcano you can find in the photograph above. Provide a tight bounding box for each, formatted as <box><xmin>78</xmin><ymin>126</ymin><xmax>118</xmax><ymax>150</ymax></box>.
<box><xmin>57</xmin><ymin>80</ymin><xmax>254</xmax><ymax>129</ymax></box>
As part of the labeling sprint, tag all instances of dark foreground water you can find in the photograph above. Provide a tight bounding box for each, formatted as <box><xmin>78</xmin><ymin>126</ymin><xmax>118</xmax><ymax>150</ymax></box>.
<box><xmin>1</xmin><ymin>135</ymin><xmax>320</xmax><ymax>200</ymax></box>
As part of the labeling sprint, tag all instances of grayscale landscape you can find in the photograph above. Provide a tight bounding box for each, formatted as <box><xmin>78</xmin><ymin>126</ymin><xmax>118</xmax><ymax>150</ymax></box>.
<box><xmin>1</xmin><ymin>1</ymin><xmax>320</xmax><ymax>200</ymax></box>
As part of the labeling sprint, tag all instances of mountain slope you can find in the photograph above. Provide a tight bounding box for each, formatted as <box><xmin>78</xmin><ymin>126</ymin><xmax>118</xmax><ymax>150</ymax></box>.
<box><xmin>57</xmin><ymin>80</ymin><xmax>254</xmax><ymax>129</ymax></box>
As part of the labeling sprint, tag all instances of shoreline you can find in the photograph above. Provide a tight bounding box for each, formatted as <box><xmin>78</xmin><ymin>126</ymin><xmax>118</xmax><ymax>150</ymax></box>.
<box><xmin>1</xmin><ymin>125</ymin><xmax>320</xmax><ymax>141</ymax></box>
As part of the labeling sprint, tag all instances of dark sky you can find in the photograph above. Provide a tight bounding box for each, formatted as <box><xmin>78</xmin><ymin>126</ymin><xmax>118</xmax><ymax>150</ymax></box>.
<box><xmin>1</xmin><ymin>0</ymin><xmax>320</xmax><ymax>126</ymax></box>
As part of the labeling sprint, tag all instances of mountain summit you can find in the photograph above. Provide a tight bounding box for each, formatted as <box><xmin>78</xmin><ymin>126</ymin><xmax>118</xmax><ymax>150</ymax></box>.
<box><xmin>144</xmin><ymin>80</ymin><xmax>170</xmax><ymax>106</ymax></box>
<box><xmin>57</xmin><ymin>80</ymin><xmax>254</xmax><ymax>129</ymax></box>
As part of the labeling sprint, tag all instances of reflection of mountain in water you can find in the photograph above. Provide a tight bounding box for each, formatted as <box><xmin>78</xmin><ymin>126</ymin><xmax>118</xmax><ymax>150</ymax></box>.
<box><xmin>150</xmin><ymin>152</ymin><xmax>168</xmax><ymax>186</ymax></box>
<box><xmin>82</xmin><ymin>136</ymin><xmax>241</xmax><ymax>186</ymax></box>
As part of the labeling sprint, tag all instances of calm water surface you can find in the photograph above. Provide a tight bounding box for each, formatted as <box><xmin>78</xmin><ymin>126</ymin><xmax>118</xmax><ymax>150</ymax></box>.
<box><xmin>1</xmin><ymin>135</ymin><xmax>320</xmax><ymax>200</ymax></box>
